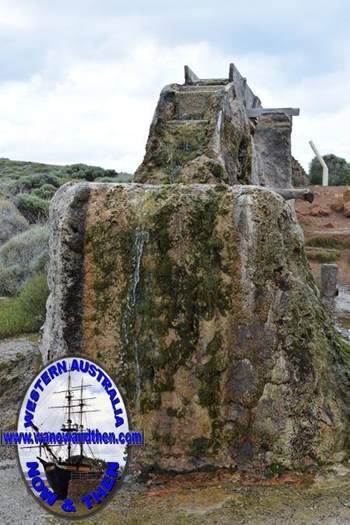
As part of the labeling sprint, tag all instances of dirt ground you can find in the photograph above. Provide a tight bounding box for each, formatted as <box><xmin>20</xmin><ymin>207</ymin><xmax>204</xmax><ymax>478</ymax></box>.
<box><xmin>296</xmin><ymin>185</ymin><xmax>350</xmax><ymax>285</ymax></box>
<box><xmin>3</xmin><ymin>458</ymin><xmax>350</xmax><ymax>525</ymax></box>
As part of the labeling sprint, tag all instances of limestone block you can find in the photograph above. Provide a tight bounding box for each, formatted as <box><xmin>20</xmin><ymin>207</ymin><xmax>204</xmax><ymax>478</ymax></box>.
<box><xmin>41</xmin><ymin>182</ymin><xmax>350</xmax><ymax>472</ymax></box>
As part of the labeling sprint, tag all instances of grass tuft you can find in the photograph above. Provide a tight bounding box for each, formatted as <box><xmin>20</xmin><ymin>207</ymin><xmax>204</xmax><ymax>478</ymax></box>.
<box><xmin>306</xmin><ymin>248</ymin><xmax>340</xmax><ymax>263</ymax></box>
<box><xmin>306</xmin><ymin>237</ymin><xmax>350</xmax><ymax>250</ymax></box>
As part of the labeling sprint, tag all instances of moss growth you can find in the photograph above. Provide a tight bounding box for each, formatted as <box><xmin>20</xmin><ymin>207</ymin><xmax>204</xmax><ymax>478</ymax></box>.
<box><xmin>265</xmin><ymin>463</ymin><xmax>285</xmax><ymax>477</ymax></box>
<box><xmin>166</xmin><ymin>407</ymin><xmax>182</xmax><ymax>418</ymax></box>
<box><xmin>190</xmin><ymin>437</ymin><xmax>212</xmax><ymax>456</ymax></box>
<box><xmin>197</xmin><ymin>333</ymin><xmax>222</xmax><ymax>415</ymax></box>
<box><xmin>131</xmin><ymin>189</ymin><xmax>234</xmax><ymax>404</ymax></box>
<box><xmin>335</xmin><ymin>335</ymin><xmax>350</xmax><ymax>381</ymax></box>
<box><xmin>150</xmin><ymin>120</ymin><xmax>208</xmax><ymax>180</ymax></box>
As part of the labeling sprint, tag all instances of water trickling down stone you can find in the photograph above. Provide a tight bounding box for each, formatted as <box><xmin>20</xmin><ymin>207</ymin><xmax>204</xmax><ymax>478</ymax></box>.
<box><xmin>122</xmin><ymin>230</ymin><xmax>149</xmax><ymax>410</ymax></box>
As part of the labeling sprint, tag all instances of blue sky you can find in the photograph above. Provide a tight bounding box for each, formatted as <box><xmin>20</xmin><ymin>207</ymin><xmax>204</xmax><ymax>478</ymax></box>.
<box><xmin>1</xmin><ymin>0</ymin><xmax>349</xmax><ymax>172</ymax></box>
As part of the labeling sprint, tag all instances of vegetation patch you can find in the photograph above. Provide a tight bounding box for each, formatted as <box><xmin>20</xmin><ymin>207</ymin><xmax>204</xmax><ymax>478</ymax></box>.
<box><xmin>0</xmin><ymin>159</ymin><xmax>132</xmax><ymax>337</ymax></box>
<box><xmin>306</xmin><ymin>237</ymin><xmax>350</xmax><ymax>250</ymax></box>
<box><xmin>0</xmin><ymin>225</ymin><xmax>49</xmax><ymax>296</ymax></box>
<box><xmin>190</xmin><ymin>437</ymin><xmax>212</xmax><ymax>456</ymax></box>
<box><xmin>306</xmin><ymin>248</ymin><xmax>340</xmax><ymax>263</ymax></box>
<box><xmin>15</xmin><ymin>193</ymin><xmax>50</xmax><ymax>223</ymax></box>
<box><xmin>265</xmin><ymin>463</ymin><xmax>285</xmax><ymax>478</ymax></box>
<box><xmin>309</xmin><ymin>153</ymin><xmax>350</xmax><ymax>186</ymax></box>
<box><xmin>0</xmin><ymin>272</ymin><xmax>49</xmax><ymax>338</ymax></box>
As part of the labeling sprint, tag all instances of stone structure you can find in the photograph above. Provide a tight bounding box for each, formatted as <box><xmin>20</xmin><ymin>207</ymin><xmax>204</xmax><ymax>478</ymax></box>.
<box><xmin>292</xmin><ymin>156</ymin><xmax>309</xmax><ymax>187</ymax></box>
<box><xmin>0</xmin><ymin>338</ymin><xmax>42</xmax><ymax>430</ymax></box>
<box><xmin>41</xmin><ymin>64</ymin><xmax>350</xmax><ymax>474</ymax></box>
<box><xmin>135</xmin><ymin>64</ymin><xmax>299</xmax><ymax>189</ymax></box>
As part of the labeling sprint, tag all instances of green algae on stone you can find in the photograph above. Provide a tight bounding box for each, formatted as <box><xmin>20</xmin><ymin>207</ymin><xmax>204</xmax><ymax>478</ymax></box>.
<box><xmin>44</xmin><ymin>182</ymin><xmax>350</xmax><ymax>474</ymax></box>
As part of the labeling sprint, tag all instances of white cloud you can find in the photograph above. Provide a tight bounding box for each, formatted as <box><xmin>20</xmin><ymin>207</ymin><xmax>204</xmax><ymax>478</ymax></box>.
<box><xmin>0</xmin><ymin>0</ymin><xmax>34</xmax><ymax>31</ymax></box>
<box><xmin>1</xmin><ymin>2</ymin><xmax>350</xmax><ymax>175</ymax></box>
<box><xmin>0</xmin><ymin>40</ymin><xmax>233</xmax><ymax>171</ymax></box>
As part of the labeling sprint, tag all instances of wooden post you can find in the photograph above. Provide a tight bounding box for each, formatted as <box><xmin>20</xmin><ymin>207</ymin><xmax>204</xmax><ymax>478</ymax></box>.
<box><xmin>321</xmin><ymin>264</ymin><xmax>338</xmax><ymax>297</ymax></box>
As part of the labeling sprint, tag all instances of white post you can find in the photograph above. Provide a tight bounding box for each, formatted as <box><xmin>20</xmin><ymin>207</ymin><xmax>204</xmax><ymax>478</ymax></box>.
<box><xmin>309</xmin><ymin>140</ymin><xmax>329</xmax><ymax>186</ymax></box>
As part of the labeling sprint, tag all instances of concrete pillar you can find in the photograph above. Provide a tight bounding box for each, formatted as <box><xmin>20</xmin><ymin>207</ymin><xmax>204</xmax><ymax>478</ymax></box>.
<box><xmin>321</xmin><ymin>264</ymin><xmax>338</xmax><ymax>298</ymax></box>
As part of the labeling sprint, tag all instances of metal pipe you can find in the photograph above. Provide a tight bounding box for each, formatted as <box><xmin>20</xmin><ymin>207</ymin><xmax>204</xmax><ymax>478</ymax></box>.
<box><xmin>309</xmin><ymin>140</ymin><xmax>329</xmax><ymax>186</ymax></box>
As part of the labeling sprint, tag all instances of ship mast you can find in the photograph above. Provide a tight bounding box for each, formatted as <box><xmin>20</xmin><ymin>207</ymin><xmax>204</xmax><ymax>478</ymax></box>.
<box><xmin>44</xmin><ymin>368</ymin><xmax>99</xmax><ymax>463</ymax></box>
<box><xmin>66</xmin><ymin>370</ymin><xmax>72</xmax><ymax>460</ymax></box>
<box><xmin>79</xmin><ymin>378</ymin><xmax>84</xmax><ymax>459</ymax></box>
<box><xmin>59</xmin><ymin>368</ymin><xmax>77</xmax><ymax>460</ymax></box>
<box><xmin>22</xmin><ymin>369</ymin><xmax>99</xmax><ymax>463</ymax></box>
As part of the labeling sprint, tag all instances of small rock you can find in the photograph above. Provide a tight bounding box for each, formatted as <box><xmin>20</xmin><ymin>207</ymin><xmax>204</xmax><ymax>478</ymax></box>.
<box><xmin>301</xmin><ymin>456</ymin><xmax>316</xmax><ymax>467</ymax></box>
<box><xmin>330</xmin><ymin>200</ymin><xmax>344</xmax><ymax>212</ymax></box>
<box><xmin>328</xmin><ymin>464</ymin><xmax>350</xmax><ymax>477</ymax></box>
<box><xmin>344</xmin><ymin>201</ymin><xmax>350</xmax><ymax>217</ymax></box>
<box><xmin>310</xmin><ymin>206</ymin><xmax>330</xmax><ymax>217</ymax></box>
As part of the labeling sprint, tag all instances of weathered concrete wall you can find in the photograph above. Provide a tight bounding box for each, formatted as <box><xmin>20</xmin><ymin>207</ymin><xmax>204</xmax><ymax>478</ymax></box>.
<box><xmin>135</xmin><ymin>65</ymin><xmax>295</xmax><ymax>189</ymax></box>
<box><xmin>292</xmin><ymin>156</ymin><xmax>309</xmax><ymax>187</ymax></box>
<box><xmin>42</xmin><ymin>182</ymin><xmax>90</xmax><ymax>358</ymax></box>
<box><xmin>134</xmin><ymin>82</ymin><xmax>254</xmax><ymax>186</ymax></box>
<box><xmin>41</xmin><ymin>182</ymin><xmax>350</xmax><ymax>473</ymax></box>
<box><xmin>228</xmin><ymin>63</ymin><xmax>261</xmax><ymax>110</ymax></box>
<box><xmin>253</xmin><ymin>113</ymin><xmax>293</xmax><ymax>189</ymax></box>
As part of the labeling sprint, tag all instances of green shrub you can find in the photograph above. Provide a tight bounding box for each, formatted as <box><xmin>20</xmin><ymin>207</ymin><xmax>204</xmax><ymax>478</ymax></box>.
<box><xmin>33</xmin><ymin>183</ymin><xmax>57</xmax><ymax>200</ymax></box>
<box><xmin>306</xmin><ymin>249</ymin><xmax>340</xmax><ymax>263</ymax></box>
<box><xmin>0</xmin><ymin>265</ymin><xmax>18</xmax><ymax>296</ymax></box>
<box><xmin>17</xmin><ymin>271</ymin><xmax>49</xmax><ymax>321</ymax></box>
<box><xmin>96</xmin><ymin>173</ymin><xmax>133</xmax><ymax>183</ymax></box>
<box><xmin>309</xmin><ymin>154</ymin><xmax>350</xmax><ymax>186</ymax></box>
<box><xmin>266</xmin><ymin>463</ymin><xmax>285</xmax><ymax>478</ymax></box>
<box><xmin>0</xmin><ymin>225</ymin><xmax>49</xmax><ymax>267</ymax></box>
<box><xmin>306</xmin><ymin>237</ymin><xmax>350</xmax><ymax>250</ymax></box>
<box><xmin>0</xmin><ymin>196</ymin><xmax>28</xmax><ymax>245</ymax></box>
<box><xmin>32</xmin><ymin>252</ymin><xmax>48</xmax><ymax>273</ymax></box>
<box><xmin>0</xmin><ymin>159</ymin><xmax>132</xmax><ymax>219</ymax></box>
<box><xmin>7</xmin><ymin>174</ymin><xmax>61</xmax><ymax>196</ymax></box>
<box><xmin>15</xmin><ymin>193</ymin><xmax>49</xmax><ymax>223</ymax></box>
<box><xmin>0</xmin><ymin>272</ymin><xmax>48</xmax><ymax>337</ymax></box>
<box><xmin>65</xmin><ymin>163</ymin><xmax>106</xmax><ymax>181</ymax></box>
<box><xmin>0</xmin><ymin>226</ymin><xmax>49</xmax><ymax>294</ymax></box>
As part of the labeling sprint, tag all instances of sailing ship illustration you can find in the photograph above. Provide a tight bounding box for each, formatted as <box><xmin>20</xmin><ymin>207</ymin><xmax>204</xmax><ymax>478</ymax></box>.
<box><xmin>23</xmin><ymin>370</ymin><xmax>107</xmax><ymax>499</ymax></box>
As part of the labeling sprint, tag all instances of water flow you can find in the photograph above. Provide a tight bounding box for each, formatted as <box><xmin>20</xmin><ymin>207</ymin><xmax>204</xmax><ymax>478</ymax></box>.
<box><xmin>122</xmin><ymin>231</ymin><xmax>149</xmax><ymax>411</ymax></box>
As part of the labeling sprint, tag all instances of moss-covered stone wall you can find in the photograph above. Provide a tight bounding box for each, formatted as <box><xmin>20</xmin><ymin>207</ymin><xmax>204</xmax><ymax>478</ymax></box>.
<box><xmin>42</xmin><ymin>182</ymin><xmax>350</xmax><ymax>473</ymax></box>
